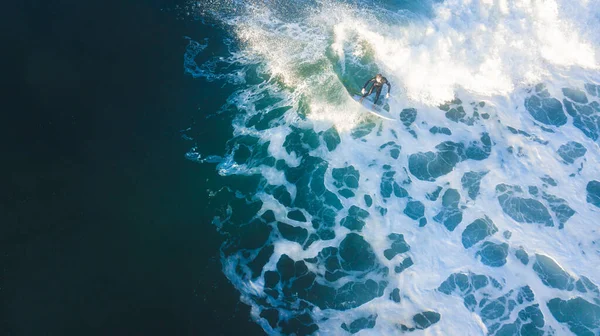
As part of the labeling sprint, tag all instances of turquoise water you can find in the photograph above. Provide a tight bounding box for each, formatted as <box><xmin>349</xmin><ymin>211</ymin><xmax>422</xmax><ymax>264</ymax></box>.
<box><xmin>184</xmin><ymin>0</ymin><xmax>600</xmax><ymax>334</ymax></box>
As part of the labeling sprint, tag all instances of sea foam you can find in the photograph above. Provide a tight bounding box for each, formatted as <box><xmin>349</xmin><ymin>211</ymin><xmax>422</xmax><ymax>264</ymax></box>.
<box><xmin>185</xmin><ymin>0</ymin><xmax>600</xmax><ymax>334</ymax></box>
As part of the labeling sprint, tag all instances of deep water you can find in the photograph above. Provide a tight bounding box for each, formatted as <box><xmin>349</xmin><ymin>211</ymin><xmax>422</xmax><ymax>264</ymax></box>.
<box><xmin>5</xmin><ymin>1</ymin><xmax>262</xmax><ymax>335</ymax></box>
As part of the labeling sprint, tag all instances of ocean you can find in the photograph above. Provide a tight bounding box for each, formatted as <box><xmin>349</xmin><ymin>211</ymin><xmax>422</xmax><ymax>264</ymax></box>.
<box><xmin>182</xmin><ymin>0</ymin><xmax>600</xmax><ymax>335</ymax></box>
<box><xmin>5</xmin><ymin>0</ymin><xmax>263</xmax><ymax>335</ymax></box>
<box><xmin>7</xmin><ymin>0</ymin><xmax>600</xmax><ymax>335</ymax></box>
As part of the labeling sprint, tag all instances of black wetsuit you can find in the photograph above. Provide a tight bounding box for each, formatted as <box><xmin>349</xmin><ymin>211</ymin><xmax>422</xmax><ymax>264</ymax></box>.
<box><xmin>362</xmin><ymin>76</ymin><xmax>391</xmax><ymax>104</ymax></box>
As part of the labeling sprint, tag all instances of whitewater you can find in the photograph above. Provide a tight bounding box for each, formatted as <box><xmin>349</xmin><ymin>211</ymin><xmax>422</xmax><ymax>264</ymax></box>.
<box><xmin>183</xmin><ymin>0</ymin><xmax>600</xmax><ymax>334</ymax></box>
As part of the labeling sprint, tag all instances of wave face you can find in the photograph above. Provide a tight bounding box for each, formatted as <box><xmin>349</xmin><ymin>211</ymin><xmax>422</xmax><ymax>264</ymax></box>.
<box><xmin>184</xmin><ymin>0</ymin><xmax>600</xmax><ymax>334</ymax></box>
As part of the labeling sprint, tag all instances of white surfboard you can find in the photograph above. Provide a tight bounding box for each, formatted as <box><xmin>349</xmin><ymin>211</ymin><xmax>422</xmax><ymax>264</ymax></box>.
<box><xmin>352</xmin><ymin>95</ymin><xmax>396</xmax><ymax>121</ymax></box>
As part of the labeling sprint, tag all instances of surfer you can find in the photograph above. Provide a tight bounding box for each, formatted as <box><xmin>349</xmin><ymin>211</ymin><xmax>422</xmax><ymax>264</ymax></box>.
<box><xmin>360</xmin><ymin>74</ymin><xmax>391</xmax><ymax>106</ymax></box>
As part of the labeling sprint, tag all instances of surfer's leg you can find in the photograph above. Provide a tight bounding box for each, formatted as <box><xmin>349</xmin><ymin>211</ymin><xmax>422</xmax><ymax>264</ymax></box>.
<box><xmin>373</xmin><ymin>86</ymin><xmax>382</xmax><ymax>105</ymax></box>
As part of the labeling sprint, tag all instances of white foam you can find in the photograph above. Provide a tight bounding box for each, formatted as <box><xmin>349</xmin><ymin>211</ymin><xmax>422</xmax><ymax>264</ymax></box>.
<box><xmin>189</xmin><ymin>0</ymin><xmax>600</xmax><ymax>334</ymax></box>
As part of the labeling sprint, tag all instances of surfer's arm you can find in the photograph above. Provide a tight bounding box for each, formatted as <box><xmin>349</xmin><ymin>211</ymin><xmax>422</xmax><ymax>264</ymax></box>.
<box><xmin>361</xmin><ymin>78</ymin><xmax>375</xmax><ymax>95</ymax></box>
<box><xmin>385</xmin><ymin>81</ymin><xmax>391</xmax><ymax>98</ymax></box>
<box><xmin>363</xmin><ymin>78</ymin><xmax>375</xmax><ymax>89</ymax></box>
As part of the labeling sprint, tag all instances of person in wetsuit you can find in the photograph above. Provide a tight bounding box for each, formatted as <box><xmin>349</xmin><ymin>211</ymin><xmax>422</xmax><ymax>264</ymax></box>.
<box><xmin>360</xmin><ymin>73</ymin><xmax>391</xmax><ymax>105</ymax></box>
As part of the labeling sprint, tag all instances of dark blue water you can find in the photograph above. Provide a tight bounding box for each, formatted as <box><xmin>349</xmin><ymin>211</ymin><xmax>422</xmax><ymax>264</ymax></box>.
<box><xmin>4</xmin><ymin>1</ymin><xmax>262</xmax><ymax>335</ymax></box>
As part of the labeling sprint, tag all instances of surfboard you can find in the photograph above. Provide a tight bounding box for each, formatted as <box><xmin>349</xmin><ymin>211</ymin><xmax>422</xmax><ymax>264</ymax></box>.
<box><xmin>352</xmin><ymin>95</ymin><xmax>396</xmax><ymax>121</ymax></box>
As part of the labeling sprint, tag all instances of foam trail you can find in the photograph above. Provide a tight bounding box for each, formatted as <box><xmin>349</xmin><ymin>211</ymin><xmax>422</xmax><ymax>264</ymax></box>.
<box><xmin>185</xmin><ymin>0</ymin><xmax>600</xmax><ymax>334</ymax></box>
